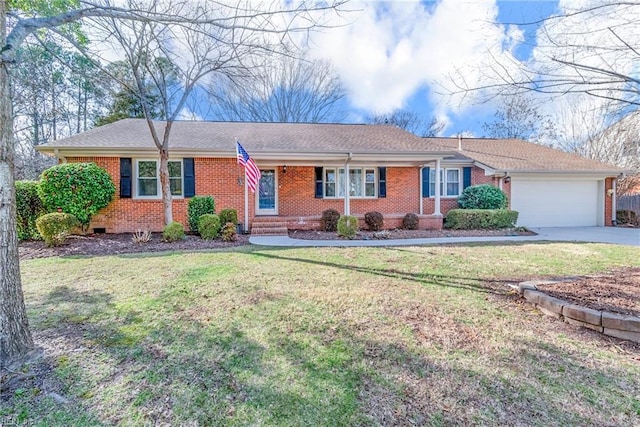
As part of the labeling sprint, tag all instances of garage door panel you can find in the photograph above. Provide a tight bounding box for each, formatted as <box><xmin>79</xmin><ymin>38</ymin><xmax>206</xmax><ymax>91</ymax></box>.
<box><xmin>511</xmin><ymin>179</ymin><xmax>599</xmax><ymax>227</ymax></box>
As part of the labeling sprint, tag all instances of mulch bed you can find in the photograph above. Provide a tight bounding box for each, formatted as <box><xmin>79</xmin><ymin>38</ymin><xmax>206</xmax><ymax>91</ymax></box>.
<box><xmin>19</xmin><ymin>232</ymin><xmax>249</xmax><ymax>260</ymax></box>
<box><xmin>288</xmin><ymin>227</ymin><xmax>536</xmax><ymax>240</ymax></box>
<box><xmin>536</xmin><ymin>268</ymin><xmax>640</xmax><ymax>317</ymax></box>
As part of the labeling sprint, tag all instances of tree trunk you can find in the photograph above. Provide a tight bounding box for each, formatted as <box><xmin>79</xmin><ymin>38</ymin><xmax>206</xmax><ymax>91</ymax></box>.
<box><xmin>159</xmin><ymin>149</ymin><xmax>173</xmax><ymax>225</ymax></box>
<box><xmin>0</xmin><ymin>1</ymin><xmax>34</xmax><ymax>367</ymax></box>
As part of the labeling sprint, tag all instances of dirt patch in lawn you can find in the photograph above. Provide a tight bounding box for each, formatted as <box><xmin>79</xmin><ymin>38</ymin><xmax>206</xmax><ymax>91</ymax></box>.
<box><xmin>289</xmin><ymin>227</ymin><xmax>536</xmax><ymax>240</ymax></box>
<box><xmin>19</xmin><ymin>232</ymin><xmax>250</xmax><ymax>260</ymax></box>
<box><xmin>536</xmin><ymin>268</ymin><xmax>640</xmax><ymax>317</ymax></box>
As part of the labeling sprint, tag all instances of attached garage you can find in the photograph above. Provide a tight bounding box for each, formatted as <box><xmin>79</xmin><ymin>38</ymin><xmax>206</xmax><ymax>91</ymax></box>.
<box><xmin>510</xmin><ymin>177</ymin><xmax>603</xmax><ymax>227</ymax></box>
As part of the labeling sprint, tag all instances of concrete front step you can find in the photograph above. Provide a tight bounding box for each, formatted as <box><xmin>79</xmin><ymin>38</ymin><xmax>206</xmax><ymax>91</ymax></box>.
<box><xmin>251</xmin><ymin>227</ymin><xmax>288</xmax><ymax>236</ymax></box>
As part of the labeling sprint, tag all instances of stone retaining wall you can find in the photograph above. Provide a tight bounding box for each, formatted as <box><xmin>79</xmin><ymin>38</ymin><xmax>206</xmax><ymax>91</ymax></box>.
<box><xmin>518</xmin><ymin>280</ymin><xmax>640</xmax><ymax>343</ymax></box>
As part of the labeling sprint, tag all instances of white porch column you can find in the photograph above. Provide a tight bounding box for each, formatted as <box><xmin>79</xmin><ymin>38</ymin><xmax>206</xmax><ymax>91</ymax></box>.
<box><xmin>344</xmin><ymin>160</ymin><xmax>350</xmax><ymax>216</ymax></box>
<box><xmin>434</xmin><ymin>159</ymin><xmax>442</xmax><ymax>215</ymax></box>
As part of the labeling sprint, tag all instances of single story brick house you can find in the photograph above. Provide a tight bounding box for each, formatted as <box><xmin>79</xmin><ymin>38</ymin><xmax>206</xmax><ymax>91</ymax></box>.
<box><xmin>37</xmin><ymin>119</ymin><xmax>623</xmax><ymax>234</ymax></box>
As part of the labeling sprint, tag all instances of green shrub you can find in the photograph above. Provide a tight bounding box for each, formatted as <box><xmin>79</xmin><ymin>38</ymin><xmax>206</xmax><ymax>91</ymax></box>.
<box><xmin>38</xmin><ymin>163</ymin><xmax>115</xmax><ymax>227</ymax></box>
<box><xmin>617</xmin><ymin>209</ymin><xmax>638</xmax><ymax>225</ymax></box>
<box><xmin>445</xmin><ymin>209</ymin><xmax>518</xmax><ymax>230</ymax></box>
<box><xmin>16</xmin><ymin>180</ymin><xmax>46</xmax><ymax>240</ymax></box>
<box><xmin>321</xmin><ymin>209</ymin><xmax>340</xmax><ymax>232</ymax></box>
<box><xmin>337</xmin><ymin>215</ymin><xmax>359</xmax><ymax>239</ymax></box>
<box><xmin>188</xmin><ymin>196</ymin><xmax>215</xmax><ymax>233</ymax></box>
<box><xmin>364</xmin><ymin>211</ymin><xmax>384</xmax><ymax>231</ymax></box>
<box><xmin>402</xmin><ymin>213</ymin><xmax>419</xmax><ymax>230</ymax></box>
<box><xmin>35</xmin><ymin>212</ymin><xmax>79</xmax><ymax>247</ymax></box>
<box><xmin>198</xmin><ymin>214</ymin><xmax>221</xmax><ymax>240</ymax></box>
<box><xmin>221</xmin><ymin>222</ymin><xmax>238</xmax><ymax>242</ymax></box>
<box><xmin>458</xmin><ymin>184</ymin><xmax>508</xmax><ymax>210</ymax></box>
<box><xmin>219</xmin><ymin>208</ymin><xmax>238</xmax><ymax>226</ymax></box>
<box><xmin>162</xmin><ymin>221</ymin><xmax>185</xmax><ymax>242</ymax></box>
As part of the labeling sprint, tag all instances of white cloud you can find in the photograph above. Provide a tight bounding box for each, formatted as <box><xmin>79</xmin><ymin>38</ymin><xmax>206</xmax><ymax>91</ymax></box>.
<box><xmin>308</xmin><ymin>0</ymin><xmax>519</xmax><ymax>118</ymax></box>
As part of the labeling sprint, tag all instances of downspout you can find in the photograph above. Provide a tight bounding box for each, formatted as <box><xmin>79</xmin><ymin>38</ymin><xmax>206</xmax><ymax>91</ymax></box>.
<box><xmin>419</xmin><ymin>166</ymin><xmax>424</xmax><ymax>215</ymax></box>
<box><xmin>344</xmin><ymin>152</ymin><xmax>352</xmax><ymax>216</ymax></box>
<box><xmin>612</xmin><ymin>178</ymin><xmax>617</xmax><ymax>226</ymax></box>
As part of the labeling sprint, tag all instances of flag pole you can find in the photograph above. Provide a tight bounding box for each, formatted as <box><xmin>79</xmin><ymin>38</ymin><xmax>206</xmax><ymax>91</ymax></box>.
<box><xmin>244</xmin><ymin>168</ymin><xmax>249</xmax><ymax>234</ymax></box>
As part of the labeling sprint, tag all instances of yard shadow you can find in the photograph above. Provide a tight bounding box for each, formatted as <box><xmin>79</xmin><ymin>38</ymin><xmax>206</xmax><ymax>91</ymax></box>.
<box><xmin>249</xmin><ymin>251</ymin><xmax>513</xmax><ymax>295</ymax></box>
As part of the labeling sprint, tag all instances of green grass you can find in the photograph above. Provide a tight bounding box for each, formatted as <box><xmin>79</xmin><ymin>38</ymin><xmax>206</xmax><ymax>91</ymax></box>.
<box><xmin>4</xmin><ymin>242</ymin><xmax>640</xmax><ymax>426</ymax></box>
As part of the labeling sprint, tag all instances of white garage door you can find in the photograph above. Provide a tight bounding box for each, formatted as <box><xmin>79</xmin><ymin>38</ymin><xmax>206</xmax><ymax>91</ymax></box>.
<box><xmin>510</xmin><ymin>179</ymin><xmax>600</xmax><ymax>227</ymax></box>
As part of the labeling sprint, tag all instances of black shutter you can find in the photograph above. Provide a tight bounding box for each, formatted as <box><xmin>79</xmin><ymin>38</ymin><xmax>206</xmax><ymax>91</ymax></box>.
<box><xmin>183</xmin><ymin>158</ymin><xmax>195</xmax><ymax>197</ymax></box>
<box><xmin>120</xmin><ymin>158</ymin><xmax>132</xmax><ymax>198</ymax></box>
<box><xmin>421</xmin><ymin>167</ymin><xmax>430</xmax><ymax>197</ymax></box>
<box><xmin>463</xmin><ymin>166</ymin><xmax>472</xmax><ymax>189</ymax></box>
<box><xmin>378</xmin><ymin>167</ymin><xmax>386</xmax><ymax>198</ymax></box>
<box><xmin>315</xmin><ymin>167</ymin><xmax>323</xmax><ymax>198</ymax></box>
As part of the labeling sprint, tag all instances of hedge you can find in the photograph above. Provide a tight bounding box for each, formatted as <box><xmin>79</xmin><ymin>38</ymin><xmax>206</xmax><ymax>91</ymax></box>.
<box><xmin>16</xmin><ymin>180</ymin><xmax>46</xmax><ymax>240</ymax></box>
<box><xmin>445</xmin><ymin>209</ymin><xmax>519</xmax><ymax>229</ymax></box>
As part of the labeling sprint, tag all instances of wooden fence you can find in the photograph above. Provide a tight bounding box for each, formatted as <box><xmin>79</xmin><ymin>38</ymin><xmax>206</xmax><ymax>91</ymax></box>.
<box><xmin>618</xmin><ymin>195</ymin><xmax>640</xmax><ymax>216</ymax></box>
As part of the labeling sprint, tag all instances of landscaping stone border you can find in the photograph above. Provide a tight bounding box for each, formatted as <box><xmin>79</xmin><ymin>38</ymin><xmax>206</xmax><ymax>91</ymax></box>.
<box><xmin>518</xmin><ymin>280</ymin><xmax>640</xmax><ymax>343</ymax></box>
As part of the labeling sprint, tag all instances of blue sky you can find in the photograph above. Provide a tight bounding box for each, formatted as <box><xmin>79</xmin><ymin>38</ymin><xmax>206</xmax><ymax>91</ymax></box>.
<box><xmin>304</xmin><ymin>0</ymin><xmax>562</xmax><ymax>137</ymax></box>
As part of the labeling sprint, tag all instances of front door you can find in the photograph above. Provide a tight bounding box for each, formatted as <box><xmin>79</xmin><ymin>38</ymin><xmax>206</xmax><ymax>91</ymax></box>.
<box><xmin>256</xmin><ymin>169</ymin><xmax>277</xmax><ymax>215</ymax></box>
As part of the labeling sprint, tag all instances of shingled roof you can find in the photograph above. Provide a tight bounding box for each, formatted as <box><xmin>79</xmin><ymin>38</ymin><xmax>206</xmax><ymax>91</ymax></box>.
<box><xmin>38</xmin><ymin>119</ymin><xmax>450</xmax><ymax>155</ymax></box>
<box><xmin>430</xmin><ymin>137</ymin><xmax>622</xmax><ymax>173</ymax></box>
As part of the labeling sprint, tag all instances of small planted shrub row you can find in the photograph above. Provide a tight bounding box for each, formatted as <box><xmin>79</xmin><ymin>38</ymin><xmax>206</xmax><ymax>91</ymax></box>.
<box><xmin>198</xmin><ymin>214</ymin><xmax>221</xmax><ymax>240</ymax></box>
<box><xmin>321</xmin><ymin>209</ymin><xmax>341</xmax><ymax>232</ymax></box>
<box><xmin>402</xmin><ymin>213</ymin><xmax>419</xmax><ymax>230</ymax></box>
<box><xmin>458</xmin><ymin>184</ymin><xmax>508</xmax><ymax>210</ymax></box>
<box><xmin>221</xmin><ymin>222</ymin><xmax>238</xmax><ymax>242</ymax></box>
<box><xmin>617</xmin><ymin>209</ymin><xmax>638</xmax><ymax>225</ymax></box>
<box><xmin>188</xmin><ymin>196</ymin><xmax>215</xmax><ymax>233</ymax></box>
<box><xmin>36</xmin><ymin>212</ymin><xmax>79</xmax><ymax>247</ymax></box>
<box><xmin>364</xmin><ymin>211</ymin><xmax>383</xmax><ymax>231</ymax></box>
<box><xmin>163</xmin><ymin>221</ymin><xmax>185</xmax><ymax>242</ymax></box>
<box><xmin>445</xmin><ymin>209</ymin><xmax>518</xmax><ymax>230</ymax></box>
<box><xmin>337</xmin><ymin>215</ymin><xmax>359</xmax><ymax>239</ymax></box>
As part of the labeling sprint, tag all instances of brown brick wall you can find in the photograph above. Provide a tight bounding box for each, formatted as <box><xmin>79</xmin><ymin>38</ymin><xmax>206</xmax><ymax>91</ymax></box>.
<box><xmin>65</xmin><ymin>157</ymin><xmax>613</xmax><ymax>232</ymax></box>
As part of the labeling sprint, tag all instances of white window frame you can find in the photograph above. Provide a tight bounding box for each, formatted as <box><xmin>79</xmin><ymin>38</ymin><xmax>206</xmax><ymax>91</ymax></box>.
<box><xmin>430</xmin><ymin>167</ymin><xmax>461</xmax><ymax>198</ymax></box>
<box><xmin>322</xmin><ymin>167</ymin><xmax>377</xmax><ymax>199</ymax></box>
<box><xmin>134</xmin><ymin>159</ymin><xmax>184</xmax><ymax>199</ymax></box>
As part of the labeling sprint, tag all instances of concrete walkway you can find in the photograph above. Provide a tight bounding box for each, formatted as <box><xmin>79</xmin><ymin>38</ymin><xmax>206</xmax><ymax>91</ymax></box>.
<box><xmin>249</xmin><ymin>227</ymin><xmax>640</xmax><ymax>247</ymax></box>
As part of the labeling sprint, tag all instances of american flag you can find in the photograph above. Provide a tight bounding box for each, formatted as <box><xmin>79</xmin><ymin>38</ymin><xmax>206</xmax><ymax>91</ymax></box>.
<box><xmin>236</xmin><ymin>141</ymin><xmax>261</xmax><ymax>193</ymax></box>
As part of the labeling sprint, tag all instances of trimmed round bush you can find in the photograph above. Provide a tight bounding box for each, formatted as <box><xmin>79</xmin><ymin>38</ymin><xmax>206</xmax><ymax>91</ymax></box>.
<box><xmin>39</xmin><ymin>163</ymin><xmax>115</xmax><ymax>227</ymax></box>
<box><xmin>162</xmin><ymin>221</ymin><xmax>185</xmax><ymax>242</ymax></box>
<box><xmin>337</xmin><ymin>215</ymin><xmax>359</xmax><ymax>239</ymax></box>
<box><xmin>35</xmin><ymin>212</ymin><xmax>79</xmax><ymax>247</ymax></box>
<box><xmin>402</xmin><ymin>213</ymin><xmax>419</xmax><ymax>230</ymax></box>
<box><xmin>198</xmin><ymin>214</ymin><xmax>221</xmax><ymax>240</ymax></box>
<box><xmin>364</xmin><ymin>211</ymin><xmax>384</xmax><ymax>231</ymax></box>
<box><xmin>188</xmin><ymin>196</ymin><xmax>215</xmax><ymax>233</ymax></box>
<box><xmin>219</xmin><ymin>208</ymin><xmax>238</xmax><ymax>226</ymax></box>
<box><xmin>16</xmin><ymin>180</ymin><xmax>46</xmax><ymax>240</ymax></box>
<box><xmin>321</xmin><ymin>209</ymin><xmax>340</xmax><ymax>232</ymax></box>
<box><xmin>445</xmin><ymin>209</ymin><xmax>518</xmax><ymax>229</ymax></box>
<box><xmin>221</xmin><ymin>222</ymin><xmax>238</xmax><ymax>242</ymax></box>
<box><xmin>458</xmin><ymin>184</ymin><xmax>507</xmax><ymax>210</ymax></box>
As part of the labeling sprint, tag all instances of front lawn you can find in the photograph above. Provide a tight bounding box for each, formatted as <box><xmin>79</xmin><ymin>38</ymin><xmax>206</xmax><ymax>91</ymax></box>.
<box><xmin>4</xmin><ymin>242</ymin><xmax>640</xmax><ymax>426</ymax></box>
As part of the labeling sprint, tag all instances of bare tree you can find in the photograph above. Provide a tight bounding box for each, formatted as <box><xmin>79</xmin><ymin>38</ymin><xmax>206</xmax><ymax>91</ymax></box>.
<box><xmin>1</xmin><ymin>0</ymin><xmax>345</xmax><ymax>366</ymax></box>
<box><xmin>369</xmin><ymin>109</ymin><xmax>444</xmax><ymax>137</ymax></box>
<box><xmin>482</xmin><ymin>95</ymin><xmax>556</xmax><ymax>142</ymax></box>
<box><xmin>451</xmin><ymin>2</ymin><xmax>640</xmax><ymax>108</ymax></box>
<box><xmin>210</xmin><ymin>54</ymin><xmax>346</xmax><ymax>123</ymax></box>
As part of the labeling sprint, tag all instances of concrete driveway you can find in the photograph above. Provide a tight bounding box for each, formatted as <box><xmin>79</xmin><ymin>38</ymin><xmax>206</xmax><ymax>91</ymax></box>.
<box><xmin>530</xmin><ymin>227</ymin><xmax>640</xmax><ymax>246</ymax></box>
<box><xmin>250</xmin><ymin>227</ymin><xmax>640</xmax><ymax>247</ymax></box>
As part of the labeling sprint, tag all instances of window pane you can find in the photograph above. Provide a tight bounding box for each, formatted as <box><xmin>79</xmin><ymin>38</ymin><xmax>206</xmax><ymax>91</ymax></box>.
<box><xmin>365</xmin><ymin>169</ymin><xmax>375</xmax><ymax>183</ymax></box>
<box><xmin>325</xmin><ymin>169</ymin><xmax>336</xmax><ymax>183</ymax></box>
<box><xmin>447</xmin><ymin>183</ymin><xmax>459</xmax><ymax>196</ymax></box>
<box><xmin>168</xmin><ymin>161</ymin><xmax>182</xmax><ymax>178</ymax></box>
<box><xmin>337</xmin><ymin>169</ymin><xmax>345</xmax><ymax>197</ymax></box>
<box><xmin>138</xmin><ymin>161</ymin><xmax>157</xmax><ymax>178</ymax></box>
<box><xmin>170</xmin><ymin>178</ymin><xmax>182</xmax><ymax>195</ymax></box>
<box><xmin>447</xmin><ymin>169</ymin><xmax>459</xmax><ymax>183</ymax></box>
<box><xmin>325</xmin><ymin>183</ymin><xmax>335</xmax><ymax>197</ymax></box>
<box><xmin>349</xmin><ymin>169</ymin><xmax>362</xmax><ymax>197</ymax></box>
<box><xmin>365</xmin><ymin>182</ymin><xmax>375</xmax><ymax>197</ymax></box>
<box><xmin>138</xmin><ymin>178</ymin><xmax>157</xmax><ymax>196</ymax></box>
